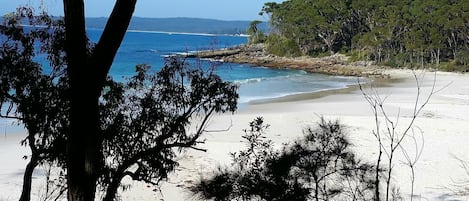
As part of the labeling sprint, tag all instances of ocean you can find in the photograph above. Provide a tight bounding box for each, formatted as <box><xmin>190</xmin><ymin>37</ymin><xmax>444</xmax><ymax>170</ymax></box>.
<box><xmin>2</xmin><ymin>29</ymin><xmax>358</xmax><ymax>134</ymax></box>
<box><xmin>86</xmin><ymin>29</ymin><xmax>358</xmax><ymax>104</ymax></box>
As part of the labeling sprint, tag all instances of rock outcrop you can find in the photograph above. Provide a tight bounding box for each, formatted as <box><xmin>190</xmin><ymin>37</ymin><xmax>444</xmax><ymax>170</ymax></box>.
<box><xmin>187</xmin><ymin>44</ymin><xmax>390</xmax><ymax>78</ymax></box>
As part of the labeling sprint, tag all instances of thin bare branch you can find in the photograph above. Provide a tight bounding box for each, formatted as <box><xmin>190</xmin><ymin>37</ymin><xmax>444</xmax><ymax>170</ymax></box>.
<box><xmin>203</xmin><ymin>118</ymin><xmax>233</xmax><ymax>133</ymax></box>
<box><xmin>359</xmin><ymin>69</ymin><xmax>438</xmax><ymax>201</ymax></box>
<box><xmin>0</xmin><ymin>114</ymin><xmax>23</xmax><ymax>121</ymax></box>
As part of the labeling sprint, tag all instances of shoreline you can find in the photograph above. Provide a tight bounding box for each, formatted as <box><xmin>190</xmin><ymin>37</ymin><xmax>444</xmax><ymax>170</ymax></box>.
<box><xmin>245</xmin><ymin>75</ymin><xmax>401</xmax><ymax>105</ymax></box>
<box><xmin>154</xmin><ymin>68</ymin><xmax>469</xmax><ymax>201</ymax></box>
<box><xmin>187</xmin><ymin>43</ymin><xmax>399</xmax><ymax>107</ymax></box>
<box><xmin>2</xmin><ymin>69</ymin><xmax>468</xmax><ymax>201</ymax></box>
<box><xmin>188</xmin><ymin>43</ymin><xmax>392</xmax><ymax>78</ymax></box>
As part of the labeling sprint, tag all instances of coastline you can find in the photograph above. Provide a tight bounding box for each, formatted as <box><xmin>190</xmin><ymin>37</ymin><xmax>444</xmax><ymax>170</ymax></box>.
<box><xmin>186</xmin><ymin>43</ymin><xmax>391</xmax><ymax>78</ymax></box>
<box><xmin>245</xmin><ymin>75</ymin><xmax>400</xmax><ymax>105</ymax></box>
<box><xmin>1</xmin><ymin>67</ymin><xmax>469</xmax><ymax>200</ymax></box>
<box><xmin>151</xmin><ymin>68</ymin><xmax>469</xmax><ymax>201</ymax></box>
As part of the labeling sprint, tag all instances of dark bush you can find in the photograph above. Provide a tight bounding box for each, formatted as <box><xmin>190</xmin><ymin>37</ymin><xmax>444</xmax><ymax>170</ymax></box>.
<box><xmin>191</xmin><ymin>117</ymin><xmax>375</xmax><ymax>201</ymax></box>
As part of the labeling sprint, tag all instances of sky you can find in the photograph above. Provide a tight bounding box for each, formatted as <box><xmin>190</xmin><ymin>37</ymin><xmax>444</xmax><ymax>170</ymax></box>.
<box><xmin>1</xmin><ymin>0</ymin><xmax>285</xmax><ymax>21</ymax></box>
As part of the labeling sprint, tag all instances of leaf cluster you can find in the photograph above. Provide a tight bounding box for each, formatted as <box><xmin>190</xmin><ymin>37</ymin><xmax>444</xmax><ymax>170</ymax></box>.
<box><xmin>0</xmin><ymin>7</ymin><xmax>69</xmax><ymax>166</ymax></box>
<box><xmin>1</xmin><ymin>8</ymin><xmax>240</xmax><ymax>200</ymax></box>
<box><xmin>98</xmin><ymin>57</ymin><xmax>238</xmax><ymax>198</ymax></box>
<box><xmin>192</xmin><ymin>117</ymin><xmax>375</xmax><ymax>201</ymax></box>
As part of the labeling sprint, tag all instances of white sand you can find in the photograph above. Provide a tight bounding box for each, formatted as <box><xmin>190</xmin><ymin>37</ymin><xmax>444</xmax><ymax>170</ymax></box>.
<box><xmin>1</xmin><ymin>69</ymin><xmax>469</xmax><ymax>201</ymax></box>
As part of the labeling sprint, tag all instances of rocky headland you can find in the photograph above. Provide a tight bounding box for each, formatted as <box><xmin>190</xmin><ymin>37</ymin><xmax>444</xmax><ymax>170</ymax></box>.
<box><xmin>183</xmin><ymin>44</ymin><xmax>390</xmax><ymax>78</ymax></box>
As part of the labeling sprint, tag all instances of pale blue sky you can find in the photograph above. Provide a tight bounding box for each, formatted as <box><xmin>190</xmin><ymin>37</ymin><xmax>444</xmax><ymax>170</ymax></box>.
<box><xmin>1</xmin><ymin>0</ymin><xmax>284</xmax><ymax>21</ymax></box>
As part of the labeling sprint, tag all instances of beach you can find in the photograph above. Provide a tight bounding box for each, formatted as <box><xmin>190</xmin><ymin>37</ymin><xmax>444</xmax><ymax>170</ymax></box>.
<box><xmin>154</xmin><ymin>69</ymin><xmax>469</xmax><ymax>201</ymax></box>
<box><xmin>1</xmin><ymin>69</ymin><xmax>469</xmax><ymax>200</ymax></box>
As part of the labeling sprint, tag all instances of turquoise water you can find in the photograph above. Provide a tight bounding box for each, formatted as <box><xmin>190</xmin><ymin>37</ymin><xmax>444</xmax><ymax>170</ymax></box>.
<box><xmin>86</xmin><ymin>29</ymin><xmax>357</xmax><ymax>104</ymax></box>
<box><xmin>2</xmin><ymin>29</ymin><xmax>359</xmax><ymax>134</ymax></box>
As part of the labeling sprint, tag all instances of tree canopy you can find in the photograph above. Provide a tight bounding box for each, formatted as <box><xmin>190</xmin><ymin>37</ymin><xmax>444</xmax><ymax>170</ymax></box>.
<box><xmin>1</xmin><ymin>4</ymin><xmax>239</xmax><ymax>201</ymax></box>
<box><xmin>262</xmin><ymin>0</ymin><xmax>469</xmax><ymax>71</ymax></box>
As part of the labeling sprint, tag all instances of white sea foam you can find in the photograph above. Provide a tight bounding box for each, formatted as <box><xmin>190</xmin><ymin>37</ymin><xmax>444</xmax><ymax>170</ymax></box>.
<box><xmin>136</xmin><ymin>49</ymin><xmax>158</xmax><ymax>53</ymax></box>
<box><xmin>232</xmin><ymin>74</ymin><xmax>303</xmax><ymax>85</ymax></box>
<box><xmin>125</xmin><ymin>29</ymin><xmax>248</xmax><ymax>37</ymax></box>
<box><xmin>236</xmin><ymin>73</ymin><xmax>357</xmax><ymax>104</ymax></box>
<box><xmin>200</xmin><ymin>58</ymin><xmax>224</xmax><ymax>63</ymax></box>
<box><xmin>238</xmin><ymin>86</ymin><xmax>350</xmax><ymax>104</ymax></box>
<box><xmin>233</xmin><ymin>77</ymin><xmax>267</xmax><ymax>85</ymax></box>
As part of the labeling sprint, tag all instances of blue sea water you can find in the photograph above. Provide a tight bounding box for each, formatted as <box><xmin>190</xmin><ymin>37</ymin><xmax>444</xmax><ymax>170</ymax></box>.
<box><xmin>1</xmin><ymin>29</ymin><xmax>359</xmax><ymax>134</ymax></box>
<box><xmin>86</xmin><ymin>29</ymin><xmax>357</xmax><ymax>104</ymax></box>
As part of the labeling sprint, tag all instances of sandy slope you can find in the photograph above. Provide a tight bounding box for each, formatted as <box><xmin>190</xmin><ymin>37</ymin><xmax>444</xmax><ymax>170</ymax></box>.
<box><xmin>1</xmin><ymin>69</ymin><xmax>469</xmax><ymax>201</ymax></box>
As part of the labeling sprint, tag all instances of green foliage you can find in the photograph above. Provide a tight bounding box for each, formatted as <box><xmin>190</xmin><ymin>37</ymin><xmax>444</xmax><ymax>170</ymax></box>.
<box><xmin>1</xmin><ymin>8</ymin><xmax>240</xmax><ymax>201</ymax></box>
<box><xmin>438</xmin><ymin>61</ymin><xmax>469</xmax><ymax>72</ymax></box>
<box><xmin>99</xmin><ymin>57</ymin><xmax>239</xmax><ymax>199</ymax></box>
<box><xmin>247</xmin><ymin>20</ymin><xmax>265</xmax><ymax>44</ymax></box>
<box><xmin>231</xmin><ymin>117</ymin><xmax>273</xmax><ymax>171</ymax></box>
<box><xmin>0</xmin><ymin>7</ymin><xmax>69</xmax><ymax>165</ymax></box>
<box><xmin>0</xmin><ymin>7</ymin><xmax>69</xmax><ymax>201</ymax></box>
<box><xmin>378</xmin><ymin>53</ymin><xmax>408</xmax><ymax>68</ymax></box>
<box><xmin>192</xmin><ymin>117</ymin><xmax>375</xmax><ymax>201</ymax></box>
<box><xmin>265</xmin><ymin>34</ymin><xmax>301</xmax><ymax>57</ymax></box>
<box><xmin>456</xmin><ymin>50</ymin><xmax>469</xmax><ymax>66</ymax></box>
<box><xmin>261</xmin><ymin>0</ymin><xmax>469</xmax><ymax>69</ymax></box>
<box><xmin>347</xmin><ymin>50</ymin><xmax>371</xmax><ymax>62</ymax></box>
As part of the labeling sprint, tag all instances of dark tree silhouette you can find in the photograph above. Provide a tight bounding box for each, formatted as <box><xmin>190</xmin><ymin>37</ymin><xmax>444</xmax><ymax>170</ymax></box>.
<box><xmin>99</xmin><ymin>59</ymin><xmax>238</xmax><ymax>201</ymax></box>
<box><xmin>192</xmin><ymin>117</ymin><xmax>375</xmax><ymax>201</ymax></box>
<box><xmin>1</xmin><ymin>4</ymin><xmax>239</xmax><ymax>201</ymax></box>
<box><xmin>0</xmin><ymin>8</ymin><xmax>68</xmax><ymax>201</ymax></box>
<box><xmin>62</xmin><ymin>1</ymin><xmax>137</xmax><ymax>200</ymax></box>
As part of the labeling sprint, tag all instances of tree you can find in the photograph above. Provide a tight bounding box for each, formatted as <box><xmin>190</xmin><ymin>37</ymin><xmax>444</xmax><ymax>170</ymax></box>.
<box><xmin>1</xmin><ymin>3</ymin><xmax>239</xmax><ymax>201</ymax></box>
<box><xmin>1</xmin><ymin>8</ymin><xmax>68</xmax><ymax>201</ymax></box>
<box><xmin>359</xmin><ymin>70</ymin><xmax>437</xmax><ymax>201</ymax></box>
<box><xmin>247</xmin><ymin>20</ymin><xmax>265</xmax><ymax>44</ymax></box>
<box><xmin>261</xmin><ymin>0</ymin><xmax>469</xmax><ymax>70</ymax></box>
<box><xmin>192</xmin><ymin>117</ymin><xmax>375</xmax><ymax>201</ymax></box>
<box><xmin>99</xmin><ymin>59</ymin><xmax>238</xmax><ymax>201</ymax></box>
<box><xmin>62</xmin><ymin>1</ymin><xmax>135</xmax><ymax>200</ymax></box>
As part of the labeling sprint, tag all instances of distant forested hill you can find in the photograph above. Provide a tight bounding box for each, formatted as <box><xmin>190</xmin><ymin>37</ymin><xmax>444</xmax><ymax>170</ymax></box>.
<box><xmin>85</xmin><ymin>17</ymin><xmax>269</xmax><ymax>35</ymax></box>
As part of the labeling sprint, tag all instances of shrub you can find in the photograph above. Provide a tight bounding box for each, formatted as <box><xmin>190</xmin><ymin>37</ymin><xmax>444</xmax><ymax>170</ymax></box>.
<box><xmin>191</xmin><ymin>117</ymin><xmax>375</xmax><ymax>201</ymax></box>
<box><xmin>265</xmin><ymin>34</ymin><xmax>301</xmax><ymax>57</ymax></box>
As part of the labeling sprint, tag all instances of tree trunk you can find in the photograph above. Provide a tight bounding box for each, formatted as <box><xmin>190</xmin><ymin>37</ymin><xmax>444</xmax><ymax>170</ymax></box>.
<box><xmin>103</xmin><ymin>180</ymin><xmax>120</xmax><ymax>201</ymax></box>
<box><xmin>421</xmin><ymin>50</ymin><xmax>424</xmax><ymax>69</ymax></box>
<box><xmin>90</xmin><ymin>0</ymin><xmax>138</xmax><ymax>90</ymax></box>
<box><xmin>385</xmin><ymin>153</ymin><xmax>395</xmax><ymax>201</ymax></box>
<box><xmin>430</xmin><ymin>50</ymin><xmax>434</xmax><ymax>65</ymax></box>
<box><xmin>314</xmin><ymin>176</ymin><xmax>320</xmax><ymax>201</ymax></box>
<box><xmin>374</xmin><ymin>148</ymin><xmax>382</xmax><ymax>201</ymax></box>
<box><xmin>377</xmin><ymin>48</ymin><xmax>382</xmax><ymax>63</ymax></box>
<box><xmin>62</xmin><ymin>0</ymin><xmax>137</xmax><ymax>200</ymax></box>
<box><xmin>63</xmin><ymin>0</ymin><xmax>99</xmax><ymax>200</ymax></box>
<box><xmin>409</xmin><ymin>51</ymin><xmax>413</xmax><ymax>68</ymax></box>
<box><xmin>19</xmin><ymin>127</ymin><xmax>40</xmax><ymax>201</ymax></box>
<box><xmin>103</xmin><ymin>174</ymin><xmax>124</xmax><ymax>201</ymax></box>
<box><xmin>19</xmin><ymin>154</ymin><xmax>38</xmax><ymax>201</ymax></box>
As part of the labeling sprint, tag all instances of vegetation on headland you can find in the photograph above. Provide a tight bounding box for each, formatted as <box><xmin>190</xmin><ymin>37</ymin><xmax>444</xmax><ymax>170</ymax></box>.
<box><xmin>197</xmin><ymin>0</ymin><xmax>469</xmax><ymax>77</ymax></box>
<box><xmin>190</xmin><ymin>0</ymin><xmax>469</xmax><ymax>78</ymax></box>
<box><xmin>251</xmin><ymin>0</ymin><xmax>469</xmax><ymax>73</ymax></box>
<box><xmin>188</xmin><ymin>43</ymin><xmax>389</xmax><ymax>78</ymax></box>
